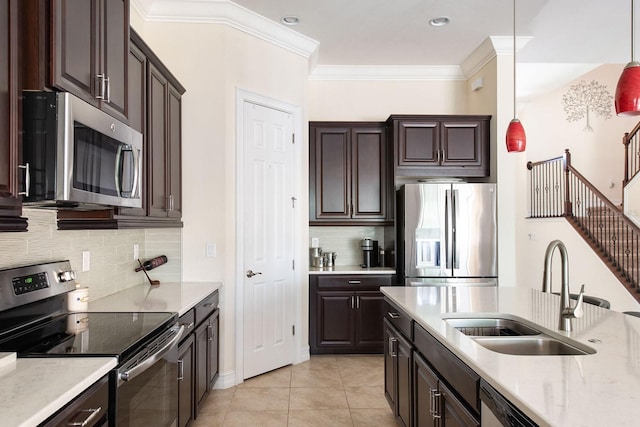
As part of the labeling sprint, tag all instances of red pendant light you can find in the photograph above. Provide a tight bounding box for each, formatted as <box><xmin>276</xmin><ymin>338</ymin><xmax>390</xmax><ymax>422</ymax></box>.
<box><xmin>506</xmin><ymin>0</ymin><xmax>526</xmax><ymax>152</ymax></box>
<box><xmin>615</xmin><ymin>0</ymin><xmax>640</xmax><ymax>116</ymax></box>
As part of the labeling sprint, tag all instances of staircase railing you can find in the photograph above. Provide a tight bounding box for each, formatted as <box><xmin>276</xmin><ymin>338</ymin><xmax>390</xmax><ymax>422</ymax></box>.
<box><xmin>623</xmin><ymin>121</ymin><xmax>640</xmax><ymax>186</ymax></box>
<box><xmin>528</xmin><ymin>149</ymin><xmax>640</xmax><ymax>295</ymax></box>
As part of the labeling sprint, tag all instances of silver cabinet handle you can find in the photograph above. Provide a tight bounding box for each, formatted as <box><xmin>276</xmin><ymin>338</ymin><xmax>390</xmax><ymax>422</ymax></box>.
<box><xmin>389</xmin><ymin>337</ymin><xmax>398</xmax><ymax>357</ymax></box>
<box><xmin>207</xmin><ymin>324</ymin><xmax>213</xmax><ymax>341</ymax></box>
<box><xmin>18</xmin><ymin>163</ymin><xmax>30</xmax><ymax>197</ymax></box>
<box><xmin>246</xmin><ymin>270</ymin><xmax>263</xmax><ymax>278</ymax></box>
<box><xmin>95</xmin><ymin>74</ymin><xmax>106</xmax><ymax>100</ymax></box>
<box><xmin>351</xmin><ymin>296</ymin><xmax>355</xmax><ymax>309</ymax></box>
<box><xmin>433</xmin><ymin>391</ymin><xmax>442</xmax><ymax>419</ymax></box>
<box><xmin>348</xmin><ymin>280</ymin><xmax>361</xmax><ymax>284</ymax></box>
<box><xmin>356</xmin><ymin>296</ymin><xmax>360</xmax><ymax>309</ymax></box>
<box><xmin>177</xmin><ymin>359</ymin><xmax>184</xmax><ymax>381</ymax></box>
<box><xmin>388</xmin><ymin>312</ymin><xmax>400</xmax><ymax>319</ymax></box>
<box><xmin>67</xmin><ymin>407</ymin><xmax>102</xmax><ymax>426</ymax></box>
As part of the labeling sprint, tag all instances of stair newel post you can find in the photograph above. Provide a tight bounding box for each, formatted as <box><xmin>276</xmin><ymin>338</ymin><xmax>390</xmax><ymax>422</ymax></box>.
<box><xmin>624</xmin><ymin>132</ymin><xmax>630</xmax><ymax>186</ymax></box>
<box><xmin>563</xmin><ymin>149</ymin><xmax>573</xmax><ymax>216</ymax></box>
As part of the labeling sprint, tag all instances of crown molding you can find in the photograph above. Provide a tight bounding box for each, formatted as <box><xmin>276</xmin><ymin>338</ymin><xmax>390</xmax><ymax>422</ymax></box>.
<box><xmin>131</xmin><ymin>0</ymin><xmax>319</xmax><ymax>59</ymax></box>
<box><xmin>308</xmin><ymin>65</ymin><xmax>465</xmax><ymax>81</ymax></box>
<box><xmin>462</xmin><ymin>36</ymin><xmax>533</xmax><ymax>77</ymax></box>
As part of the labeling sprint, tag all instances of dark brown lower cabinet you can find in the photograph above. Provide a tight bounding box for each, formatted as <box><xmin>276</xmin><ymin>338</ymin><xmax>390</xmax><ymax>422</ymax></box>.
<box><xmin>177</xmin><ymin>334</ymin><xmax>195</xmax><ymax>427</ymax></box>
<box><xmin>176</xmin><ymin>290</ymin><xmax>219</xmax><ymax>424</ymax></box>
<box><xmin>41</xmin><ymin>376</ymin><xmax>109</xmax><ymax>427</ymax></box>
<box><xmin>384</xmin><ymin>318</ymin><xmax>412</xmax><ymax>427</ymax></box>
<box><xmin>384</xmin><ymin>297</ymin><xmax>480</xmax><ymax>427</ymax></box>
<box><xmin>309</xmin><ymin>274</ymin><xmax>391</xmax><ymax>354</ymax></box>
<box><xmin>195</xmin><ymin>308</ymin><xmax>219</xmax><ymax>414</ymax></box>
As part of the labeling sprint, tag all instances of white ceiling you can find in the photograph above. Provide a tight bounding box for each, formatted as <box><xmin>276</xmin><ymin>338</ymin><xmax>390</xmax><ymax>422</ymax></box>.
<box><xmin>135</xmin><ymin>0</ymin><xmax>636</xmax><ymax>99</ymax></box>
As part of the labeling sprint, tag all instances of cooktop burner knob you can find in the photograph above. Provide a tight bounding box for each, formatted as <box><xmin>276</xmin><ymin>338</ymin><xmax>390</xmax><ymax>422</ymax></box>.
<box><xmin>58</xmin><ymin>270</ymin><xmax>77</xmax><ymax>282</ymax></box>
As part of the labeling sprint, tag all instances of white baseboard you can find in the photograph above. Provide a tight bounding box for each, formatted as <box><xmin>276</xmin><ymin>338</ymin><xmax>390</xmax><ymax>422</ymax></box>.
<box><xmin>212</xmin><ymin>370</ymin><xmax>236</xmax><ymax>389</ymax></box>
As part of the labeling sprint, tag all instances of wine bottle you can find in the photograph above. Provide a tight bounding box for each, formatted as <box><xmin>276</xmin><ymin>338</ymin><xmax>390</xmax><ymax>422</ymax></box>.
<box><xmin>135</xmin><ymin>255</ymin><xmax>168</xmax><ymax>272</ymax></box>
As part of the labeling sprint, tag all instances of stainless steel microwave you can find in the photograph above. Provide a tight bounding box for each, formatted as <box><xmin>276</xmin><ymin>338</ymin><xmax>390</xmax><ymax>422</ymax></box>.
<box><xmin>21</xmin><ymin>91</ymin><xmax>143</xmax><ymax>209</ymax></box>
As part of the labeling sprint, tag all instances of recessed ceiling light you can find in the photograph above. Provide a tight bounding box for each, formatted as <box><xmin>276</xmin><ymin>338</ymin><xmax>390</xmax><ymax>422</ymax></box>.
<box><xmin>281</xmin><ymin>16</ymin><xmax>300</xmax><ymax>26</ymax></box>
<box><xmin>429</xmin><ymin>16</ymin><xmax>450</xmax><ymax>27</ymax></box>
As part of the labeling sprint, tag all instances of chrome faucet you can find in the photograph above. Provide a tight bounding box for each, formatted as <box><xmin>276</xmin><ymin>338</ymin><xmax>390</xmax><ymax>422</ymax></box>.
<box><xmin>542</xmin><ymin>240</ymin><xmax>585</xmax><ymax>331</ymax></box>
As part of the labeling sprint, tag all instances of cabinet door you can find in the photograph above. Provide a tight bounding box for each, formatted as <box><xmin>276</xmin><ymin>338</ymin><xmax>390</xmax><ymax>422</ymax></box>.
<box><xmin>177</xmin><ymin>334</ymin><xmax>195</xmax><ymax>427</ymax></box>
<box><xmin>51</xmin><ymin>0</ymin><xmax>99</xmax><ymax>105</ymax></box>
<box><xmin>354</xmin><ymin>290</ymin><xmax>385</xmax><ymax>349</ymax></box>
<box><xmin>414</xmin><ymin>352</ymin><xmax>438</xmax><ymax>427</ymax></box>
<box><xmin>440</xmin><ymin>120</ymin><xmax>484</xmax><ymax>168</ymax></box>
<box><xmin>396</xmin><ymin>120</ymin><xmax>439</xmax><ymax>168</ymax></box>
<box><xmin>396</xmin><ymin>331</ymin><xmax>413</xmax><ymax>427</ymax></box>
<box><xmin>440</xmin><ymin>381</ymin><xmax>480</xmax><ymax>427</ymax></box>
<box><xmin>100</xmin><ymin>0</ymin><xmax>128</xmax><ymax>122</ymax></box>
<box><xmin>147</xmin><ymin>61</ymin><xmax>169</xmax><ymax>217</ymax></box>
<box><xmin>383</xmin><ymin>319</ymin><xmax>397</xmax><ymax>408</ymax></box>
<box><xmin>117</xmin><ymin>37</ymin><xmax>146</xmax><ymax>217</ymax></box>
<box><xmin>194</xmin><ymin>320</ymin><xmax>209</xmax><ymax>411</ymax></box>
<box><xmin>0</xmin><ymin>0</ymin><xmax>25</xmax><ymax>227</ymax></box>
<box><xmin>167</xmin><ymin>83</ymin><xmax>182</xmax><ymax>218</ymax></box>
<box><xmin>351</xmin><ymin>126</ymin><xmax>387</xmax><ymax>220</ymax></box>
<box><xmin>316</xmin><ymin>290</ymin><xmax>355</xmax><ymax>348</ymax></box>
<box><xmin>310</xmin><ymin>125</ymin><xmax>351</xmax><ymax>220</ymax></box>
<box><xmin>207</xmin><ymin>309</ymin><xmax>219</xmax><ymax>389</ymax></box>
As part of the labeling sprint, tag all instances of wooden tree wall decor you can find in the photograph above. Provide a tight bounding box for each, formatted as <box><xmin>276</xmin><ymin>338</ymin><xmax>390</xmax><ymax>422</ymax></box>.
<box><xmin>562</xmin><ymin>80</ymin><xmax>613</xmax><ymax>132</ymax></box>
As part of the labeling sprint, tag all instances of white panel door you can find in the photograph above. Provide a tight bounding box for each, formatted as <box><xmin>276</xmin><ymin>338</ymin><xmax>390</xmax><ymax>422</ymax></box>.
<box><xmin>242</xmin><ymin>101</ymin><xmax>295</xmax><ymax>379</ymax></box>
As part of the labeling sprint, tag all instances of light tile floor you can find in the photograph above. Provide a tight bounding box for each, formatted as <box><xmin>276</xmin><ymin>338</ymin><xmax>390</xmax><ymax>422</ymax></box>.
<box><xmin>193</xmin><ymin>355</ymin><xmax>397</xmax><ymax>427</ymax></box>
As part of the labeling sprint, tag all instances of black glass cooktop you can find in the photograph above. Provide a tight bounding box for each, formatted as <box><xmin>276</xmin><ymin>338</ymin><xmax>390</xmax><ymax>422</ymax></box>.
<box><xmin>0</xmin><ymin>311</ymin><xmax>177</xmax><ymax>362</ymax></box>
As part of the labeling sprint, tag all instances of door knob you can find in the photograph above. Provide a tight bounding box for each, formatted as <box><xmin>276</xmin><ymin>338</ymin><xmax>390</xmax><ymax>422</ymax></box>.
<box><xmin>246</xmin><ymin>270</ymin><xmax>263</xmax><ymax>278</ymax></box>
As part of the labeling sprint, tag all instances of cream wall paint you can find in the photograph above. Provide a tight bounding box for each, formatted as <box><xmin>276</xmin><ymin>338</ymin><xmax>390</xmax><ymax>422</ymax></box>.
<box><xmin>138</xmin><ymin>21</ymin><xmax>309</xmax><ymax>383</ymax></box>
<box><xmin>515</xmin><ymin>64</ymin><xmax>640</xmax><ymax>311</ymax></box>
<box><xmin>308</xmin><ymin>80</ymin><xmax>468</xmax><ymax>121</ymax></box>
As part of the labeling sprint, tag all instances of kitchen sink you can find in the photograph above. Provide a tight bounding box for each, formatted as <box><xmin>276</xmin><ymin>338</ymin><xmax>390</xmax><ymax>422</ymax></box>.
<box><xmin>444</xmin><ymin>318</ymin><xmax>541</xmax><ymax>337</ymax></box>
<box><xmin>443</xmin><ymin>316</ymin><xmax>596</xmax><ymax>356</ymax></box>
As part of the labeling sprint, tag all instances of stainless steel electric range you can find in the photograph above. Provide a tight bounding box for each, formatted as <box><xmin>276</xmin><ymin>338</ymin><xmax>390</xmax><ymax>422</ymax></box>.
<box><xmin>0</xmin><ymin>260</ymin><xmax>184</xmax><ymax>427</ymax></box>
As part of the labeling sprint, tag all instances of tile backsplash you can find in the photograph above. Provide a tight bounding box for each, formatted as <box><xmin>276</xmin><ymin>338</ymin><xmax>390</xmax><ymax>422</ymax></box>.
<box><xmin>0</xmin><ymin>209</ymin><xmax>182</xmax><ymax>301</ymax></box>
<box><xmin>309</xmin><ymin>226</ymin><xmax>386</xmax><ymax>266</ymax></box>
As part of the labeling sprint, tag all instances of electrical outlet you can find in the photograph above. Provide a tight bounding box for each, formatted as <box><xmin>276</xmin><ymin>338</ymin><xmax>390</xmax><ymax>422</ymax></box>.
<box><xmin>206</xmin><ymin>243</ymin><xmax>217</xmax><ymax>258</ymax></box>
<box><xmin>311</xmin><ymin>238</ymin><xmax>320</xmax><ymax>248</ymax></box>
<box><xmin>133</xmin><ymin>243</ymin><xmax>139</xmax><ymax>260</ymax></box>
<box><xmin>82</xmin><ymin>251</ymin><xmax>91</xmax><ymax>272</ymax></box>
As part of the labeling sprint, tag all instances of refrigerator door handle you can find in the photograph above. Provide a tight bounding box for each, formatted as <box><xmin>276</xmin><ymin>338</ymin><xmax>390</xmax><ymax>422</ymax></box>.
<box><xmin>452</xmin><ymin>189</ymin><xmax>459</xmax><ymax>269</ymax></box>
<box><xmin>445</xmin><ymin>189</ymin><xmax>453</xmax><ymax>270</ymax></box>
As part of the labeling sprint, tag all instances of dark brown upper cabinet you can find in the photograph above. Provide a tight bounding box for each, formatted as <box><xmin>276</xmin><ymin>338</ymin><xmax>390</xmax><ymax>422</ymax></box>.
<box><xmin>387</xmin><ymin>115</ymin><xmax>491</xmax><ymax>178</ymax></box>
<box><xmin>20</xmin><ymin>0</ymin><xmax>129</xmax><ymax>123</ymax></box>
<box><xmin>309</xmin><ymin>122</ymin><xmax>391</xmax><ymax>225</ymax></box>
<box><xmin>0</xmin><ymin>0</ymin><xmax>27</xmax><ymax>231</ymax></box>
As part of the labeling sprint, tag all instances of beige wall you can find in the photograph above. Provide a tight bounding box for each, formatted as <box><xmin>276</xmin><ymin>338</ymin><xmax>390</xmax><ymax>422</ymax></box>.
<box><xmin>138</xmin><ymin>20</ymin><xmax>310</xmax><ymax>384</ymax></box>
<box><xmin>515</xmin><ymin>64</ymin><xmax>640</xmax><ymax>310</ymax></box>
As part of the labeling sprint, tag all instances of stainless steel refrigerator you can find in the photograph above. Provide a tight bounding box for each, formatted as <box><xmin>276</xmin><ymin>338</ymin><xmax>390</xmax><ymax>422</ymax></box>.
<box><xmin>397</xmin><ymin>183</ymin><xmax>497</xmax><ymax>286</ymax></box>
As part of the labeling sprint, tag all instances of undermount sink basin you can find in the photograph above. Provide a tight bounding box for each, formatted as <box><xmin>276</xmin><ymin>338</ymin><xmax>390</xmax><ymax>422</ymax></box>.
<box><xmin>443</xmin><ymin>316</ymin><xmax>596</xmax><ymax>356</ymax></box>
<box><xmin>471</xmin><ymin>336</ymin><xmax>595</xmax><ymax>356</ymax></box>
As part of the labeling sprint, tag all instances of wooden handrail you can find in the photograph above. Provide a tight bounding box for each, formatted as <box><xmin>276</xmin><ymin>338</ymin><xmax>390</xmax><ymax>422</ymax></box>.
<box><xmin>526</xmin><ymin>155</ymin><xmax>563</xmax><ymax>171</ymax></box>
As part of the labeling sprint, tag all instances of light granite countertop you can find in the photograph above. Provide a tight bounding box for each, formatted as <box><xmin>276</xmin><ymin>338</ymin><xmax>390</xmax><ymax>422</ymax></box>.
<box><xmin>309</xmin><ymin>265</ymin><xmax>396</xmax><ymax>275</ymax></box>
<box><xmin>88</xmin><ymin>281</ymin><xmax>222</xmax><ymax>315</ymax></box>
<box><xmin>0</xmin><ymin>357</ymin><xmax>116</xmax><ymax>427</ymax></box>
<box><xmin>381</xmin><ymin>285</ymin><xmax>640</xmax><ymax>427</ymax></box>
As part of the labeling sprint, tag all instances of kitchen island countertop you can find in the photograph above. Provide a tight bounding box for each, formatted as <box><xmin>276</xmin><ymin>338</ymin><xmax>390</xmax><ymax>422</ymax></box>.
<box><xmin>381</xmin><ymin>285</ymin><xmax>640</xmax><ymax>427</ymax></box>
<box><xmin>0</xmin><ymin>357</ymin><xmax>116</xmax><ymax>427</ymax></box>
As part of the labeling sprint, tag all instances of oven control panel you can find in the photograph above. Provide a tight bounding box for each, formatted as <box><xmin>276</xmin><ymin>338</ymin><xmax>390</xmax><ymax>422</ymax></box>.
<box><xmin>0</xmin><ymin>260</ymin><xmax>76</xmax><ymax>311</ymax></box>
<box><xmin>12</xmin><ymin>272</ymin><xmax>49</xmax><ymax>295</ymax></box>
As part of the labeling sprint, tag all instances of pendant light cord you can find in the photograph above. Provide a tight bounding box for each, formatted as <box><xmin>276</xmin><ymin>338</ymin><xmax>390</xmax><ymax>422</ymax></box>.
<box><xmin>633</xmin><ymin>0</ymin><xmax>636</xmax><ymax>63</ymax></box>
<box><xmin>513</xmin><ymin>0</ymin><xmax>517</xmax><ymax>118</ymax></box>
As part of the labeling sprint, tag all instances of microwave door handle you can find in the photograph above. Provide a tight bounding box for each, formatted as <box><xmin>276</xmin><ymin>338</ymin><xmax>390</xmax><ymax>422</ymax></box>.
<box><xmin>131</xmin><ymin>146</ymin><xmax>140</xmax><ymax>199</ymax></box>
<box><xmin>114</xmin><ymin>144</ymin><xmax>124</xmax><ymax>197</ymax></box>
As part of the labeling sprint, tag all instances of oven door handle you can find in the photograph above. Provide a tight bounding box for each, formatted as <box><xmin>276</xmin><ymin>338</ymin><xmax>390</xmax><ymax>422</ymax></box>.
<box><xmin>119</xmin><ymin>325</ymin><xmax>184</xmax><ymax>383</ymax></box>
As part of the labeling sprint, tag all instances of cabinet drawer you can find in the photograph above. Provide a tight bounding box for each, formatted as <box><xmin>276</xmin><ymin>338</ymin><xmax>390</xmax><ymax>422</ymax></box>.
<box><xmin>413</xmin><ymin>323</ymin><xmax>479</xmax><ymax>414</ymax></box>
<box><xmin>384</xmin><ymin>299</ymin><xmax>413</xmax><ymax>340</ymax></box>
<box><xmin>316</xmin><ymin>275</ymin><xmax>392</xmax><ymax>290</ymax></box>
<box><xmin>179</xmin><ymin>308</ymin><xmax>196</xmax><ymax>337</ymax></box>
<box><xmin>195</xmin><ymin>292</ymin><xmax>219</xmax><ymax>326</ymax></box>
<box><xmin>42</xmin><ymin>376</ymin><xmax>109</xmax><ymax>427</ymax></box>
